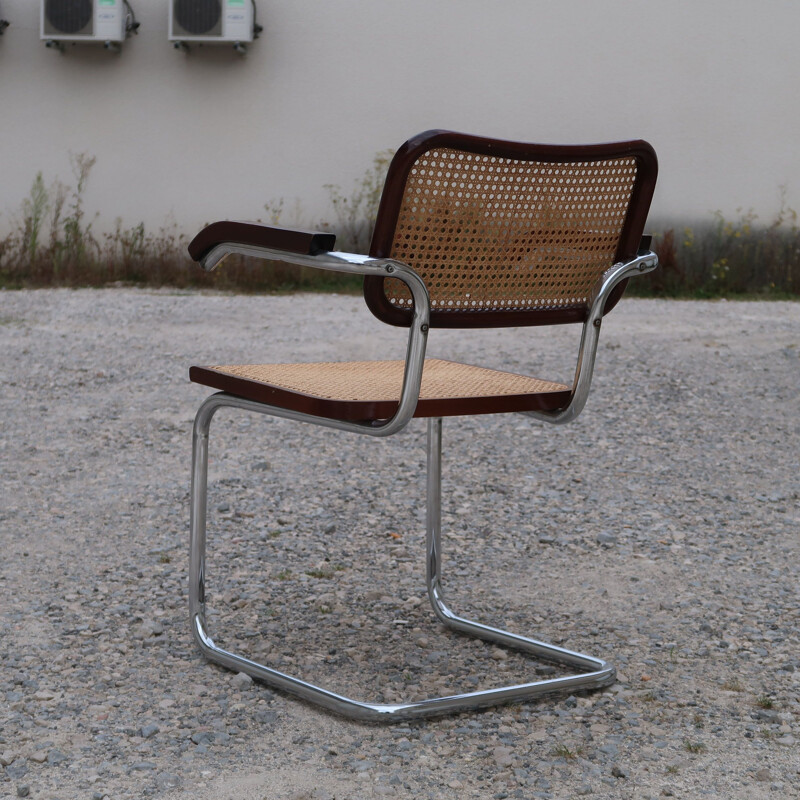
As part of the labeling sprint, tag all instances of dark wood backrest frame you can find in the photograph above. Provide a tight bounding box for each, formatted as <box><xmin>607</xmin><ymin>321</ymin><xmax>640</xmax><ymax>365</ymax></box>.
<box><xmin>365</xmin><ymin>130</ymin><xmax>657</xmax><ymax>329</ymax></box>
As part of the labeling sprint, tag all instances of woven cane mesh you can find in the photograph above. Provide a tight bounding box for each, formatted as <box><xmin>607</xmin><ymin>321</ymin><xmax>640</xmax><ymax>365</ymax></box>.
<box><xmin>384</xmin><ymin>148</ymin><xmax>638</xmax><ymax>313</ymax></box>
<box><xmin>209</xmin><ymin>359</ymin><xmax>567</xmax><ymax>402</ymax></box>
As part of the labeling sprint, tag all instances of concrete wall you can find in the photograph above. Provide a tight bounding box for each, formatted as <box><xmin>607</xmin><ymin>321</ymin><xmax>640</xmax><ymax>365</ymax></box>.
<box><xmin>1</xmin><ymin>0</ymin><xmax>798</xmax><ymax>238</ymax></box>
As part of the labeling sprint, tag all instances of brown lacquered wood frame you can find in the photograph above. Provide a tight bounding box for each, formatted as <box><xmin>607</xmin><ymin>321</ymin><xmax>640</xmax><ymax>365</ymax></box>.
<box><xmin>364</xmin><ymin>130</ymin><xmax>658</xmax><ymax>329</ymax></box>
<box><xmin>189</xmin><ymin>365</ymin><xmax>571</xmax><ymax>422</ymax></box>
<box><xmin>188</xmin><ymin>221</ymin><xmax>336</xmax><ymax>262</ymax></box>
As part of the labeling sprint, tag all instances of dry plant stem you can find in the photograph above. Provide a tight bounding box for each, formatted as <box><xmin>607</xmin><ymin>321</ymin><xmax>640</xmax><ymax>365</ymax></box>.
<box><xmin>1</xmin><ymin>154</ymin><xmax>799</xmax><ymax>297</ymax></box>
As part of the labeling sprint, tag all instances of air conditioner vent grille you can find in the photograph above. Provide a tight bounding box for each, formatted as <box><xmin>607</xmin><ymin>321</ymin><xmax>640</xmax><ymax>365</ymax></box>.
<box><xmin>174</xmin><ymin>0</ymin><xmax>222</xmax><ymax>37</ymax></box>
<box><xmin>45</xmin><ymin>0</ymin><xmax>93</xmax><ymax>35</ymax></box>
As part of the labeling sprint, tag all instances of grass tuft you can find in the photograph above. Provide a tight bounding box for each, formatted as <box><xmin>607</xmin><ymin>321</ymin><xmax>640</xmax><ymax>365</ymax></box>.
<box><xmin>630</xmin><ymin>194</ymin><xmax>800</xmax><ymax>299</ymax></box>
<box><xmin>684</xmin><ymin>740</ymin><xmax>707</xmax><ymax>754</ymax></box>
<box><xmin>551</xmin><ymin>743</ymin><xmax>583</xmax><ymax>759</ymax></box>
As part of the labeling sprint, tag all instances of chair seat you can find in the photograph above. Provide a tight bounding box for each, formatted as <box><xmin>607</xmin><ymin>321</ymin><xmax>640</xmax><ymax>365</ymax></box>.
<box><xmin>190</xmin><ymin>358</ymin><xmax>571</xmax><ymax>421</ymax></box>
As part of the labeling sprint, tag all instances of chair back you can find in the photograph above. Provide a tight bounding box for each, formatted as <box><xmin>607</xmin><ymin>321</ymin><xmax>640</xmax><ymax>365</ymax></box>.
<box><xmin>365</xmin><ymin>130</ymin><xmax>657</xmax><ymax>328</ymax></box>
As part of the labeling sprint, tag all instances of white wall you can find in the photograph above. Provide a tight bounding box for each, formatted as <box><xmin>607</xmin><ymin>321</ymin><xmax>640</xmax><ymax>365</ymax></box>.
<box><xmin>1</xmin><ymin>0</ymin><xmax>798</xmax><ymax>239</ymax></box>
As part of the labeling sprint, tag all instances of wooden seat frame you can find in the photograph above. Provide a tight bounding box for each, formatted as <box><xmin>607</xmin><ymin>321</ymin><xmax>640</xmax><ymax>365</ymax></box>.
<box><xmin>188</xmin><ymin>130</ymin><xmax>658</xmax><ymax>721</ymax></box>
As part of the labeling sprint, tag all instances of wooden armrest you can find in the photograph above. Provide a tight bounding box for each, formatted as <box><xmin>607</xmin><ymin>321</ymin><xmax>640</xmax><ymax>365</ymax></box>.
<box><xmin>188</xmin><ymin>221</ymin><xmax>337</xmax><ymax>262</ymax></box>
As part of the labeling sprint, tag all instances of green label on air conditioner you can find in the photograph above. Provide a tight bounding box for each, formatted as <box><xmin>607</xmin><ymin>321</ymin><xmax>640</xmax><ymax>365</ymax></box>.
<box><xmin>98</xmin><ymin>0</ymin><xmax>115</xmax><ymax>6</ymax></box>
<box><xmin>228</xmin><ymin>0</ymin><xmax>245</xmax><ymax>6</ymax></box>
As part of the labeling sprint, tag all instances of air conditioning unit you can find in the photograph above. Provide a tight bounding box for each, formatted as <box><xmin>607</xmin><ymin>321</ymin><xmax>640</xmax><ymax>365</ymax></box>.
<box><xmin>40</xmin><ymin>0</ymin><xmax>132</xmax><ymax>44</ymax></box>
<box><xmin>170</xmin><ymin>0</ymin><xmax>258</xmax><ymax>49</ymax></box>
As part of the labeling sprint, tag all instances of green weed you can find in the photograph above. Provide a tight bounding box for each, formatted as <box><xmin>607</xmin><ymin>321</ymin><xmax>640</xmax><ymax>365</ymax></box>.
<box><xmin>722</xmin><ymin>678</ymin><xmax>745</xmax><ymax>692</ymax></box>
<box><xmin>305</xmin><ymin>564</ymin><xmax>344</xmax><ymax>580</ymax></box>
<box><xmin>323</xmin><ymin>149</ymin><xmax>393</xmax><ymax>254</ymax></box>
<box><xmin>630</xmin><ymin>192</ymin><xmax>800</xmax><ymax>298</ymax></box>
<box><xmin>551</xmin><ymin>743</ymin><xmax>584</xmax><ymax>759</ymax></box>
<box><xmin>684</xmin><ymin>740</ymin><xmax>707</xmax><ymax>753</ymax></box>
<box><xmin>305</xmin><ymin>568</ymin><xmax>335</xmax><ymax>580</ymax></box>
<box><xmin>3</xmin><ymin>152</ymin><xmax>798</xmax><ymax>299</ymax></box>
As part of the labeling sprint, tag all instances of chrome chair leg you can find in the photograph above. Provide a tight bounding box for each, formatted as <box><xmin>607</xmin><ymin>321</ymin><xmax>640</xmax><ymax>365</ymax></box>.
<box><xmin>423</xmin><ymin>417</ymin><xmax>615</xmax><ymax>710</ymax></box>
<box><xmin>189</xmin><ymin>398</ymin><xmax>614</xmax><ymax>722</ymax></box>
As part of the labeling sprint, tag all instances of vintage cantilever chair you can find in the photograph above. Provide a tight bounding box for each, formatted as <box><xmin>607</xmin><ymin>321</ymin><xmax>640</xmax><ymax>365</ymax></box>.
<box><xmin>188</xmin><ymin>130</ymin><xmax>658</xmax><ymax>721</ymax></box>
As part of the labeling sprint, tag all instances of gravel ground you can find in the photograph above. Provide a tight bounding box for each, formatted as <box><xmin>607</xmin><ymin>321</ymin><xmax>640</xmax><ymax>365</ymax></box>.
<box><xmin>1</xmin><ymin>288</ymin><xmax>799</xmax><ymax>800</ymax></box>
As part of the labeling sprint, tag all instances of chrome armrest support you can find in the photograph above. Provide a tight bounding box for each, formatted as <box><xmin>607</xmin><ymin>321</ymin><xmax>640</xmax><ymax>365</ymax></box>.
<box><xmin>199</xmin><ymin>243</ymin><xmax>431</xmax><ymax>438</ymax></box>
<box><xmin>525</xmin><ymin>250</ymin><xmax>658</xmax><ymax>425</ymax></box>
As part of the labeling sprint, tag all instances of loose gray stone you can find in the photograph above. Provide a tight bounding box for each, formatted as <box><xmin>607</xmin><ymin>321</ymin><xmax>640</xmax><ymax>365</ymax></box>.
<box><xmin>232</xmin><ymin>671</ymin><xmax>254</xmax><ymax>688</ymax></box>
<box><xmin>596</xmin><ymin>532</ymin><xmax>618</xmax><ymax>546</ymax></box>
<box><xmin>156</xmin><ymin>772</ymin><xmax>183</xmax><ymax>790</ymax></box>
<box><xmin>493</xmin><ymin>746</ymin><xmax>514</xmax><ymax>767</ymax></box>
<box><xmin>47</xmin><ymin>749</ymin><xmax>68</xmax><ymax>765</ymax></box>
<box><xmin>5</xmin><ymin>760</ymin><xmax>28</xmax><ymax>780</ymax></box>
<box><xmin>611</xmin><ymin>765</ymin><xmax>628</xmax><ymax>779</ymax></box>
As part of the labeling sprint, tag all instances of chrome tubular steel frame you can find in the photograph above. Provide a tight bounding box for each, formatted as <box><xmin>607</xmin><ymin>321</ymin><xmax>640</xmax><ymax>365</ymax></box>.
<box><xmin>200</xmin><ymin>245</ymin><xmax>432</xmax><ymax>437</ymax></box>
<box><xmin>188</xmin><ymin>246</ymin><xmax>657</xmax><ymax>721</ymax></box>
<box><xmin>522</xmin><ymin>250</ymin><xmax>658</xmax><ymax>425</ymax></box>
<box><xmin>190</xmin><ymin>404</ymin><xmax>614</xmax><ymax>722</ymax></box>
<box><xmin>526</xmin><ymin>251</ymin><xmax>658</xmax><ymax>425</ymax></box>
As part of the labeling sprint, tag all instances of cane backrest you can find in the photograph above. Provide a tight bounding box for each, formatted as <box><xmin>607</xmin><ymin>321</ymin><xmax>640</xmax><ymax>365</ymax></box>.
<box><xmin>365</xmin><ymin>130</ymin><xmax>657</xmax><ymax>328</ymax></box>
